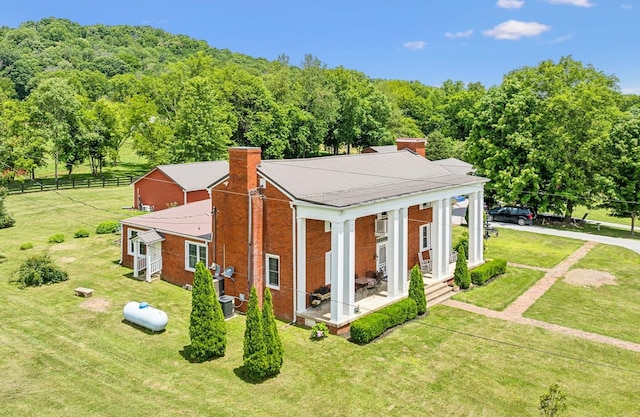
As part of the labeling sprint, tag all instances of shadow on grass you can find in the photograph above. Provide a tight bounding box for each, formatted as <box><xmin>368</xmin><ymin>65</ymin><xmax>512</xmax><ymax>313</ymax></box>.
<box><xmin>121</xmin><ymin>319</ymin><xmax>165</xmax><ymax>335</ymax></box>
<box><xmin>179</xmin><ymin>345</ymin><xmax>228</xmax><ymax>364</ymax></box>
<box><xmin>233</xmin><ymin>366</ymin><xmax>276</xmax><ymax>385</ymax></box>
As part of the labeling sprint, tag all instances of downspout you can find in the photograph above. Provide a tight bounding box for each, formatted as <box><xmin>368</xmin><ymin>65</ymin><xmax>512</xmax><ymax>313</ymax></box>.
<box><xmin>212</xmin><ymin>206</ymin><xmax>217</xmax><ymax>264</ymax></box>
<box><xmin>291</xmin><ymin>202</ymin><xmax>297</xmax><ymax>322</ymax></box>
<box><xmin>183</xmin><ymin>189</ymin><xmax>187</xmax><ymax>205</ymax></box>
<box><xmin>248</xmin><ymin>188</ymin><xmax>254</xmax><ymax>290</ymax></box>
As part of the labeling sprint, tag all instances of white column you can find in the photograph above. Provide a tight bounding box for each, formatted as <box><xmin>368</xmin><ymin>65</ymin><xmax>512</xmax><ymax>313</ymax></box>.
<box><xmin>296</xmin><ymin>217</ymin><xmax>307</xmax><ymax>314</ymax></box>
<box><xmin>145</xmin><ymin>251</ymin><xmax>151</xmax><ymax>282</ymax></box>
<box><xmin>133</xmin><ymin>240</ymin><xmax>139</xmax><ymax>278</ymax></box>
<box><xmin>431</xmin><ymin>199</ymin><xmax>444</xmax><ymax>279</ymax></box>
<box><xmin>468</xmin><ymin>190</ymin><xmax>484</xmax><ymax>265</ymax></box>
<box><xmin>342</xmin><ymin>219</ymin><xmax>356</xmax><ymax>318</ymax></box>
<box><xmin>397</xmin><ymin>207</ymin><xmax>409</xmax><ymax>296</ymax></box>
<box><xmin>441</xmin><ymin>198</ymin><xmax>452</xmax><ymax>276</ymax></box>
<box><xmin>330</xmin><ymin>221</ymin><xmax>345</xmax><ymax>323</ymax></box>
<box><xmin>387</xmin><ymin>209</ymin><xmax>400</xmax><ymax>298</ymax></box>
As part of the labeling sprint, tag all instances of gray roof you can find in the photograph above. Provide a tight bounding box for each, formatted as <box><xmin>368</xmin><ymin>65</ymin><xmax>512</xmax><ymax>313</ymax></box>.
<box><xmin>132</xmin><ymin>229</ymin><xmax>165</xmax><ymax>244</ymax></box>
<box><xmin>156</xmin><ymin>160</ymin><xmax>229</xmax><ymax>191</ymax></box>
<box><xmin>363</xmin><ymin>145</ymin><xmax>398</xmax><ymax>154</ymax></box>
<box><xmin>431</xmin><ymin>158</ymin><xmax>474</xmax><ymax>176</ymax></box>
<box><xmin>121</xmin><ymin>199</ymin><xmax>212</xmax><ymax>240</ymax></box>
<box><xmin>259</xmin><ymin>150</ymin><xmax>488</xmax><ymax>208</ymax></box>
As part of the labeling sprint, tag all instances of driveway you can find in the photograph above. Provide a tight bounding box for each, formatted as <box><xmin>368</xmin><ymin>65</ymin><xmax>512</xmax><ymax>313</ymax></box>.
<box><xmin>491</xmin><ymin>222</ymin><xmax>640</xmax><ymax>255</ymax></box>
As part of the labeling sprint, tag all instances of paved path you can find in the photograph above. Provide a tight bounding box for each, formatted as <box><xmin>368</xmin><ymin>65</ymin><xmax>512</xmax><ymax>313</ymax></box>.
<box><xmin>443</xmin><ymin>241</ymin><xmax>640</xmax><ymax>353</ymax></box>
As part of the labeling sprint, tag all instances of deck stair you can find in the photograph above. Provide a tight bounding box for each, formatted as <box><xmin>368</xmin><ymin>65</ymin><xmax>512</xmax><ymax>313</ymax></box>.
<box><xmin>424</xmin><ymin>281</ymin><xmax>455</xmax><ymax>307</ymax></box>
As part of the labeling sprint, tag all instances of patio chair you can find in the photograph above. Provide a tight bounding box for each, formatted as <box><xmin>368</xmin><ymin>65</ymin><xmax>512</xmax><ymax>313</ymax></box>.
<box><xmin>418</xmin><ymin>252</ymin><xmax>432</xmax><ymax>273</ymax></box>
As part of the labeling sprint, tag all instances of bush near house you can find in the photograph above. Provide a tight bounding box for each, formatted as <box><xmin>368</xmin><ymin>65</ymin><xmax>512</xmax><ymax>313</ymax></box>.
<box><xmin>48</xmin><ymin>234</ymin><xmax>65</xmax><ymax>243</ymax></box>
<box><xmin>309</xmin><ymin>322</ymin><xmax>330</xmax><ymax>340</ymax></box>
<box><xmin>409</xmin><ymin>264</ymin><xmax>427</xmax><ymax>315</ymax></box>
<box><xmin>454</xmin><ymin>246</ymin><xmax>471</xmax><ymax>289</ymax></box>
<box><xmin>96</xmin><ymin>221</ymin><xmax>119</xmax><ymax>234</ymax></box>
<box><xmin>74</xmin><ymin>228</ymin><xmax>90</xmax><ymax>238</ymax></box>
<box><xmin>350</xmin><ymin>298</ymin><xmax>418</xmax><ymax>344</ymax></box>
<box><xmin>243</xmin><ymin>287</ymin><xmax>269</xmax><ymax>381</ymax></box>
<box><xmin>470</xmin><ymin>258</ymin><xmax>507</xmax><ymax>286</ymax></box>
<box><xmin>19</xmin><ymin>242</ymin><xmax>33</xmax><ymax>250</ymax></box>
<box><xmin>262</xmin><ymin>288</ymin><xmax>283</xmax><ymax>377</ymax></box>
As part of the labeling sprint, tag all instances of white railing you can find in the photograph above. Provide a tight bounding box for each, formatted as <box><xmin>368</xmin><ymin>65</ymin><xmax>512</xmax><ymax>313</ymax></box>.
<box><xmin>149</xmin><ymin>258</ymin><xmax>162</xmax><ymax>275</ymax></box>
<box><xmin>136</xmin><ymin>257</ymin><xmax>147</xmax><ymax>272</ymax></box>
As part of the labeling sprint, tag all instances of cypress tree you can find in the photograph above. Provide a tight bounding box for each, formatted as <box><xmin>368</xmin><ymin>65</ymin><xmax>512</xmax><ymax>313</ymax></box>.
<box><xmin>243</xmin><ymin>286</ymin><xmax>268</xmax><ymax>381</ymax></box>
<box><xmin>454</xmin><ymin>246</ymin><xmax>470</xmax><ymax>289</ymax></box>
<box><xmin>409</xmin><ymin>264</ymin><xmax>427</xmax><ymax>315</ymax></box>
<box><xmin>262</xmin><ymin>287</ymin><xmax>283</xmax><ymax>376</ymax></box>
<box><xmin>188</xmin><ymin>262</ymin><xmax>226</xmax><ymax>361</ymax></box>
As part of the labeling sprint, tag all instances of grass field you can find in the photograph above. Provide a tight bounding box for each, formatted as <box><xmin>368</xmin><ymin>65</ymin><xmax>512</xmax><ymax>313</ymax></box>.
<box><xmin>1</xmin><ymin>189</ymin><xmax>640</xmax><ymax>416</ymax></box>
<box><xmin>524</xmin><ymin>243</ymin><xmax>640</xmax><ymax>344</ymax></box>
<box><xmin>451</xmin><ymin>266</ymin><xmax>546</xmax><ymax>311</ymax></box>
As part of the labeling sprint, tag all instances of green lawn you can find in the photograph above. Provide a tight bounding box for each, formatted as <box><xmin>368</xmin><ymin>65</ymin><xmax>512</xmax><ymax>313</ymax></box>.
<box><xmin>2</xmin><ymin>190</ymin><xmax>640</xmax><ymax>416</ymax></box>
<box><xmin>573</xmin><ymin>205</ymin><xmax>631</xmax><ymax>227</ymax></box>
<box><xmin>451</xmin><ymin>266</ymin><xmax>546</xmax><ymax>311</ymax></box>
<box><xmin>483</xmin><ymin>228</ymin><xmax>583</xmax><ymax>268</ymax></box>
<box><xmin>524</xmin><ymin>244</ymin><xmax>640</xmax><ymax>344</ymax></box>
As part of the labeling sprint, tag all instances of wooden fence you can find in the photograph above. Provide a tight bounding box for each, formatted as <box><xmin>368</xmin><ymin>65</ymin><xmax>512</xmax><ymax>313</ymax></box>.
<box><xmin>6</xmin><ymin>176</ymin><xmax>138</xmax><ymax>194</ymax></box>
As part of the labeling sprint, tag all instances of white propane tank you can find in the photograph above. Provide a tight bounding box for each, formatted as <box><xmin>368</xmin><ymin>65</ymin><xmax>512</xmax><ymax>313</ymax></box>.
<box><xmin>123</xmin><ymin>301</ymin><xmax>168</xmax><ymax>332</ymax></box>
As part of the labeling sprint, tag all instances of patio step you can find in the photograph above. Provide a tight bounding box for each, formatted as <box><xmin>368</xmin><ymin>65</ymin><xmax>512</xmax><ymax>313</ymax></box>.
<box><xmin>424</xmin><ymin>282</ymin><xmax>455</xmax><ymax>307</ymax></box>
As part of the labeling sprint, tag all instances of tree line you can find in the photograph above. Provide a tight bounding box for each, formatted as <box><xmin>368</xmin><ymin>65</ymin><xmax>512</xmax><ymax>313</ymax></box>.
<box><xmin>1</xmin><ymin>18</ymin><xmax>639</xmax><ymax>228</ymax></box>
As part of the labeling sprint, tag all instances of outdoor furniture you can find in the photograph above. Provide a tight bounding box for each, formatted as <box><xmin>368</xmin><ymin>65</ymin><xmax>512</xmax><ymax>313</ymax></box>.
<box><xmin>355</xmin><ymin>276</ymin><xmax>376</xmax><ymax>295</ymax></box>
<box><xmin>74</xmin><ymin>287</ymin><xmax>93</xmax><ymax>297</ymax></box>
<box><xmin>418</xmin><ymin>252</ymin><xmax>432</xmax><ymax>273</ymax></box>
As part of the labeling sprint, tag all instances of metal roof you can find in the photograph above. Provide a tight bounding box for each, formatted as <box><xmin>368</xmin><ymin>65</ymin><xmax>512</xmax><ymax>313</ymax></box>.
<box><xmin>121</xmin><ymin>199</ymin><xmax>212</xmax><ymax>240</ymax></box>
<box><xmin>132</xmin><ymin>229</ymin><xmax>165</xmax><ymax>244</ymax></box>
<box><xmin>259</xmin><ymin>150</ymin><xmax>488</xmax><ymax>208</ymax></box>
<box><xmin>431</xmin><ymin>158</ymin><xmax>474</xmax><ymax>176</ymax></box>
<box><xmin>156</xmin><ymin>160</ymin><xmax>228</xmax><ymax>191</ymax></box>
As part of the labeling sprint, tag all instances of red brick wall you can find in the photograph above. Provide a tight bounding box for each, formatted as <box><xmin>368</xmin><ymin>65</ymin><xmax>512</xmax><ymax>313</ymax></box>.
<box><xmin>354</xmin><ymin>216</ymin><xmax>378</xmax><ymax>277</ymax></box>
<box><xmin>134</xmin><ymin>169</ymin><xmax>184</xmax><ymax>211</ymax></box>
<box><xmin>186</xmin><ymin>189</ymin><xmax>210</xmax><ymax>203</ymax></box>
<box><xmin>396</xmin><ymin>138</ymin><xmax>426</xmax><ymax>158</ymax></box>
<box><xmin>408</xmin><ymin>205</ymin><xmax>432</xmax><ymax>267</ymax></box>
<box><xmin>305</xmin><ymin>219</ymin><xmax>331</xmax><ymax>301</ymax></box>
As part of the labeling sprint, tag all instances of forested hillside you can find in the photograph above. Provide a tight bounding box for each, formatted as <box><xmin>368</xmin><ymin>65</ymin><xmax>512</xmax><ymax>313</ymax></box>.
<box><xmin>1</xmin><ymin>17</ymin><xmax>639</xmax><ymax>223</ymax></box>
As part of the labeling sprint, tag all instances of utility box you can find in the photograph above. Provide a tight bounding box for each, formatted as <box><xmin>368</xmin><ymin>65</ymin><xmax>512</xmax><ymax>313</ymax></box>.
<box><xmin>213</xmin><ymin>277</ymin><xmax>224</xmax><ymax>296</ymax></box>
<box><xmin>218</xmin><ymin>295</ymin><xmax>234</xmax><ymax>319</ymax></box>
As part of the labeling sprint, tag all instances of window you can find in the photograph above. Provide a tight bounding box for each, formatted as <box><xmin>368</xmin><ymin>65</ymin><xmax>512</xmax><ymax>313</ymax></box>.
<box><xmin>185</xmin><ymin>241</ymin><xmax>207</xmax><ymax>271</ymax></box>
<box><xmin>420</xmin><ymin>202</ymin><xmax>432</xmax><ymax>210</ymax></box>
<box><xmin>266</xmin><ymin>254</ymin><xmax>280</xmax><ymax>289</ymax></box>
<box><xmin>127</xmin><ymin>228</ymin><xmax>146</xmax><ymax>256</ymax></box>
<box><xmin>419</xmin><ymin>223</ymin><xmax>432</xmax><ymax>252</ymax></box>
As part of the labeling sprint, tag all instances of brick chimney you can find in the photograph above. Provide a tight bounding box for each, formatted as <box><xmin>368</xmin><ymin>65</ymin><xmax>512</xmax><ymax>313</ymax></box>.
<box><xmin>228</xmin><ymin>147</ymin><xmax>261</xmax><ymax>192</ymax></box>
<box><xmin>396</xmin><ymin>138</ymin><xmax>426</xmax><ymax>158</ymax></box>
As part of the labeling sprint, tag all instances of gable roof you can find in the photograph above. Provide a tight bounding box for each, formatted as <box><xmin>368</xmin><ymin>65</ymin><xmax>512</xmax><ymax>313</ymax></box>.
<box><xmin>258</xmin><ymin>150</ymin><xmax>487</xmax><ymax>208</ymax></box>
<box><xmin>121</xmin><ymin>199</ymin><xmax>212</xmax><ymax>240</ymax></box>
<box><xmin>430</xmin><ymin>158</ymin><xmax>474</xmax><ymax>176</ymax></box>
<box><xmin>138</xmin><ymin>161</ymin><xmax>229</xmax><ymax>192</ymax></box>
<box><xmin>362</xmin><ymin>145</ymin><xmax>398</xmax><ymax>154</ymax></box>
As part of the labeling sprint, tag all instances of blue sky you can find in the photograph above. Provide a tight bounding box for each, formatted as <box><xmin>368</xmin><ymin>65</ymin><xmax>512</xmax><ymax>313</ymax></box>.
<box><xmin>3</xmin><ymin>0</ymin><xmax>639</xmax><ymax>93</ymax></box>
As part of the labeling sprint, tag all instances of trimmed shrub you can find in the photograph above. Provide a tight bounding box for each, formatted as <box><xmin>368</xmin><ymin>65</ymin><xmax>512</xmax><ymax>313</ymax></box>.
<box><xmin>19</xmin><ymin>242</ymin><xmax>33</xmax><ymax>250</ymax></box>
<box><xmin>0</xmin><ymin>186</ymin><xmax>15</xmax><ymax>229</ymax></box>
<box><xmin>96</xmin><ymin>221</ymin><xmax>119</xmax><ymax>234</ymax></box>
<box><xmin>453</xmin><ymin>230</ymin><xmax>469</xmax><ymax>256</ymax></box>
<box><xmin>409</xmin><ymin>264</ymin><xmax>427</xmax><ymax>315</ymax></box>
<box><xmin>310</xmin><ymin>322</ymin><xmax>330</xmax><ymax>340</ymax></box>
<box><xmin>48</xmin><ymin>233</ymin><xmax>65</xmax><ymax>243</ymax></box>
<box><xmin>470</xmin><ymin>258</ymin><xmax>507</xmax><ymax>286</ymax></box>
<box><xmin>188</xmin><ymin>262</ymin><xmax>226</xmax><ymax>362</ymax></box>
<box><xmin>454</xmin><ymin>246</ymin><xmax>470</xmax><ymax>289</ymax></box>
<box><xmin>350</xmin><ymin>298</ymin><xmax>418</xmax><ymax>344</ymax></box>
<box><xmin>243</xmin><ymin>287</ymin><xmax>269</xmax><ymax>381</ymax></box>
<box><xmin>74</xmin><ymin>228</ymin><xmax>90</xmax><ymax>238</ymax></box>
<box><xmin>11</xmin><ymin>252</ymin><xmax>68</xmax><ymax>288</ymax></box>
<box><xmin>262</xmin><ymin>287</ymin><xmax>283</xmax><ymax>377</ymax></box>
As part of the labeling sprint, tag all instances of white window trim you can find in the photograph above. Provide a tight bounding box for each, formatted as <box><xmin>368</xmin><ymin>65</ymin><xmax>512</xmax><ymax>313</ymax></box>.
<box><xmin>420</xmin><ymin>202</ymin><xmax>432</xmax><ymax>210</ymax></box>
<box><xmin>419</xmin><ymin>223</ymin><xmax>432</xmax><ymax>252</ymax></box>
<box><xmin>185</xmin><ymin>241</ymin><xmax>207</xmax><ymax>272</ymax></box>
<box><xmin>127</xmin><ymin>228</ymin><xmax>143</xmax><ymax>256</ymax></box>
<box><xmin>324</xmin><ymin>221</ymin><xmax>331</xmax><ymax>233</ymax></box>
<box><xmin>266</xmin><ymin>253</ymin><xmax>280</xmax><ymax>290</ymax></box>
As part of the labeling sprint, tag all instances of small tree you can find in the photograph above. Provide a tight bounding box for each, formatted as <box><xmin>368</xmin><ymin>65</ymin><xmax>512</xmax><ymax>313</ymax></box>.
<box><xmin>409</xmin><ymin>265</ymin><xmax>427</xmax><ymax>315</ymax></box>
<box><xmin>189</xmin><ymin>262</ymin><xmax>226</xmax><ymax>362</ymax></box>
<box><xmin>11</xmin><ymin>251</ymin><xmax>68</xmax><ymax>288</ymax></box>
<box><xmin>243</xmin><ymin>286</ymin><xmax>268</xmax><ymax>381</ymax></box>
<box><xmin>262</xmin><ymin>287</ymin><xmax>283</xmax><ymax>377</ymax></box>
<box><xmin>0</xmin><ymin>187</ymin><xmax>15</xmax><ymax>229</ymax></box>
<box><xmin>539</xmin><ymin>383</ymin><xmax>568</xmax><ymax>417</ymax></box>
<box><xmin>454</xmin><ymin>246</ymin><xmax>470</xmax><ymax>289</ymax></box>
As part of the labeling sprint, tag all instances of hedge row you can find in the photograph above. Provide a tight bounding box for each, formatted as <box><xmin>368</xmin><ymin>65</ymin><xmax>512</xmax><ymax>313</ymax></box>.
<box><xmin>350</xmin><ymin>298</ymin><xmax>418</xmax><ymax>344</ymax></box>
<box><xmin>470</xmin><ymin>258</ymin><xmax>507</xmax><ymax>286</ymax></box>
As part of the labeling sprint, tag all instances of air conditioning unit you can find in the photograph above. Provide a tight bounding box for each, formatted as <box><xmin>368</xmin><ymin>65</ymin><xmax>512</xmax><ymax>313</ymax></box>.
<box><xmin>141</xmin><ymin>204</ymin><xmax>152</xmax><ymax>212</ymax></box>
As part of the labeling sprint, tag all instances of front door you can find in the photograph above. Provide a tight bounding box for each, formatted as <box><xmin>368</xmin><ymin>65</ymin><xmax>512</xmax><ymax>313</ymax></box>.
<box><xmin>376</xmin><ymin>241</ymin><xmax>387</xmax><ymax>277</ymax></box>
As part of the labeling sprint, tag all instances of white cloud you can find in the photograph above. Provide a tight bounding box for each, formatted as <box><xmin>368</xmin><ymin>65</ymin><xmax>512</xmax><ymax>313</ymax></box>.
<box><xmin>445</xmin><ymin>29</ymin><xmax>474</xmax><ymax>39</ymax></box>
<box><xmin>497</xmin><ymin>0</ymin><xmax>525</xmax><ymax>9</ymax></box>
<box><xmin>546</xmin><ymin>0</ymin><xmax>595</xmax><ymax>7</ymax></box>
<box><xmin>547</xmin><ymin>34</ymin><xmax>572</xmax><ymax>43</ymax></box>
<box><xmin>621</xmin><ymin>3</ymin><xmax>633</xmax><ymax>10</ymax></box>
<box><xmin>483</xmin><ymin>20</ymin><xmax>550</xmax><ymax>40</ymax></box>
<box><xmin>403</xmin><ymin>41</ymin><xmax>426</xmax><ymax>51</ymax></box>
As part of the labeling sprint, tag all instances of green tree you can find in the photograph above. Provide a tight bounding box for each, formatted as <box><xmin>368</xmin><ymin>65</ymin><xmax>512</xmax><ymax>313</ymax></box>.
<box><xmin>467</xmin><ymin>56</ymin><xmax>621</xmax><ymax>220</ymax></box>
<box><xmin>262</xmin><ymin>287</ymin><xmax>283</xmax><ymax>376</ymax></box>
<box><xmin>539</xmin><ymin>383</ymin><xmax>568</xmax><ymax>417</ymax></box>
<box><xmin>453</xmin><ymin>246</ymin><xmax>470</xmax><ymax>289</ymax></box>
<box><xmin>601</xmin><ymin>107</ymin><xmax>640</xmax><ymax>236</ymax></box>
<box><xmin>188</xmin><ymin>262</ymin><xmax>226</xmax><ymax>362</ymax></box>
<box><xmin>408</xmin><ymin>265</ymin><xmax>427</xmax><ymax>315</ymax></box>
<box><xmin>243</xmin><ymin>286</ymin><xmax>268</xmax><ymax>381</ymax></box>
<box><xmin>425</xmin><ymin>130</ymin><xmax>455</xmax><ymax>160</ymax></box>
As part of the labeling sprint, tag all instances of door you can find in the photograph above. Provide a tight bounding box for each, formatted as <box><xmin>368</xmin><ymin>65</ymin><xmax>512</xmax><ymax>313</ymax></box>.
<box><xmin>376</xmin><ymin>242</ymin><xmax>387</xmax><ymax>277</ymax></box>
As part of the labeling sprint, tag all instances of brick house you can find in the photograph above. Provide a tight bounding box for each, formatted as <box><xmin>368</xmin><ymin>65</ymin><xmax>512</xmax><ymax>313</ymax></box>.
<box><xmin>132</xmin><ymin>160</ymin><xmax>228</xmax><ymax>211</ymax></box>
<box><xmin>120</xmin><ymin>139</ymin><xmax>488</xmax><ymax>333</ymax></box>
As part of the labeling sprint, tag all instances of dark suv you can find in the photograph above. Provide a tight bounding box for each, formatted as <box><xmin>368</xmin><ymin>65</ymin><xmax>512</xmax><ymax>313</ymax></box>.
<box><xmin>486</xmin><ymin>206</ymin><xmax>535</xmax><ymax>226</ymax></box>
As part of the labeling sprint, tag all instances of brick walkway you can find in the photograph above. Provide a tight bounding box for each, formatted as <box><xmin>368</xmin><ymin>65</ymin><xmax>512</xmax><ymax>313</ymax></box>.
<box><xmin>443</xmin><ymin>241</ymin><xmax>640</xmax><ymax>353</ymax></box>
